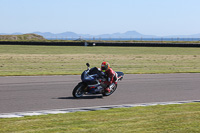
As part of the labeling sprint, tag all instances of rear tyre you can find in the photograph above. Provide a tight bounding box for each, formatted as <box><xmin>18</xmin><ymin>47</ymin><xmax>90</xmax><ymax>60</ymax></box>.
<box><xmin>72</xmin><ymin>83</ymin><xmax>87</xmax><ymax>98</ymax></box>
<box><xmin>103</xmin><ymin>84</ymin><xmax>117</xmax><ymax>96</ymax></box>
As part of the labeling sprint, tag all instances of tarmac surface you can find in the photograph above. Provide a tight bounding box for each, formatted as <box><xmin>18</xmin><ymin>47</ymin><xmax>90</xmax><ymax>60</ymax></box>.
<box><xmin>0</xmin><ymin>73</ymin><xmax>200</xmax><ymax>114</ymax></box>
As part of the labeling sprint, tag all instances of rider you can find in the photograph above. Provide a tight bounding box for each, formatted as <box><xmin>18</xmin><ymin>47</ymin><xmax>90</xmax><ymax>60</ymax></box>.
<box><xmin>101</xmin><ymin>62</ymin><xmax>118</xmax><ymax>93</ymax></box>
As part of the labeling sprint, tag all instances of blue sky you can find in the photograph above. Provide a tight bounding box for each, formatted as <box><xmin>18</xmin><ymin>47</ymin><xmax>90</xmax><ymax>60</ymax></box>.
<box><xmin>1</xmin><ymin>0</ymin><xmax>200</xmax><ymax>36</ymax></box>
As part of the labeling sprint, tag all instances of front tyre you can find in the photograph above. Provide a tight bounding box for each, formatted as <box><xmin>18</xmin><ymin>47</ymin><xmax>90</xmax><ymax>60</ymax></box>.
<box><xmin>103</xmin><ymin>84</ymin><xmax>117</xmax><ymax>96</ymax></box>
<box><xmin>72</xmin><ymin>83</ymin><xmax>87</xmax><ymax>98</ymax></box>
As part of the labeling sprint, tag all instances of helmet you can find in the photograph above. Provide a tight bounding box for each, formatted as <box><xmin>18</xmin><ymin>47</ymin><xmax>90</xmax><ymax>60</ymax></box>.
<box><xmin>101</xmin><ymin>62</ymin><xmax>110</xmax><ymax>72</ymax></box>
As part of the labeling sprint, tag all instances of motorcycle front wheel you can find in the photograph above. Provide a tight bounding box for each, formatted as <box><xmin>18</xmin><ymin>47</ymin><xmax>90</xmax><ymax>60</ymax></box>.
<box><xmin>72</xmin><ymin>83</ymin><xmax>87</xmax><ymax>98</ymax></box>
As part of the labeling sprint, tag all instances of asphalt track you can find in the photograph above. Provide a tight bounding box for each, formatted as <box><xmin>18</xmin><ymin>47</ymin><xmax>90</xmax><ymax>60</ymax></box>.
<box><xmin>0</xmin><ymin>73</ymin><xmax>200</xmax><ymax>114</ymax></box>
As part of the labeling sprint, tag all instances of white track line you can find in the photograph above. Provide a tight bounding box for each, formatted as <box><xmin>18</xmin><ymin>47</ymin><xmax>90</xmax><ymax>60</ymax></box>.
<box><xmin>1</xmin><ymin>100</ymin><xmax>200</xmax><ymax>118</ymax></box>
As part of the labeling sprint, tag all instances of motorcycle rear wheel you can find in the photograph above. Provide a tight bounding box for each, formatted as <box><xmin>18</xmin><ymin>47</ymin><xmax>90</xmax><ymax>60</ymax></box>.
<box><xmin>103</xmin><ymin>84</ymin><xmax>117</xmax><ymax>96</ymax></box>
<box><xmin>72</xmin><ymin>83</ymin><xmax>87</xmax><ymax>98</ymax></box>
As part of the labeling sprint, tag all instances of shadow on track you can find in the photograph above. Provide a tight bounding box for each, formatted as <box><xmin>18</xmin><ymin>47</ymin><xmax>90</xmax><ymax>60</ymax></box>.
<box><xmin>55</xmin><ymin>95</ymin><xmax>103</xmax><ymax>100</ymax></box>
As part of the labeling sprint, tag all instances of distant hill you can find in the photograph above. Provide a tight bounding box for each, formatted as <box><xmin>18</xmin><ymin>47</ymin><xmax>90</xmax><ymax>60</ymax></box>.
<box><xmin>32</xmin><ymin>31</ymin><xmax>157</xmax><ymax>39</ymax></box>
<box><xmin>95</xmin><ymin>31</ymin><xmax>157</xmax><ymax>38</ymax></box>
<box><xmin>0</xmin><ymin>34</ymin><xmax>46</xmax><ymax>41</ymax></box>
<box><xmin>1</xmin><ymin>31</ymin><xmax>200</xmax><ymax>39</ymax></box>
<box><xmin>27</xmin><ymin>31</ymin><xmax>200</xmax><ymax>39</ymax></box>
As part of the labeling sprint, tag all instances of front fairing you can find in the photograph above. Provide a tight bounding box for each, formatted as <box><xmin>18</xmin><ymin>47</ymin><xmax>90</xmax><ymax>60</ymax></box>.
<box><xmin>81</xmin><ymin>70</ymin><xmax>88</xmax><ymax>81</ymax></box>
<box><xmin>84</xmin><ymin>75</ymin><xmax>96</xmax><ymax>82</ymax></box>
<box><xmin>81</xmin><ymin>68</ymin><xmax>99</xmax><ymax>85</ymax></box>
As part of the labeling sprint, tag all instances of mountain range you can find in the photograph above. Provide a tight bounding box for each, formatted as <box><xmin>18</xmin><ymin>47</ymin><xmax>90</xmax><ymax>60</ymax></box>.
<box><xmin>1</xmin><ymin>31</ymin><xmax>200</xmax><ymax>39</ymax></box>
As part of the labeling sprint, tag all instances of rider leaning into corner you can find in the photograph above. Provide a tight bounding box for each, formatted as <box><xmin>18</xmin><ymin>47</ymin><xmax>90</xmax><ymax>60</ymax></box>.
<box><xmin>100</xmin><ymin>62</ymin><xmax>118</xmax><ymax>93</ymax></box>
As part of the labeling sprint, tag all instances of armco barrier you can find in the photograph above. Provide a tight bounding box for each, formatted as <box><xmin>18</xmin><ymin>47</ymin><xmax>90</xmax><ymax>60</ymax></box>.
<box><xmin>0</xmin><ymin>41</ymin><xmax>84</xmax><ymax>46</ymax></box>
<box><xmin>88</xmin><ymin>42</ymin><xmax>200</xmax><ymax>47</ymax></box>
<box><xmin>0</xmin><ymin>41</ymin><xmax>200</xmax><ymax>47</ymax></box>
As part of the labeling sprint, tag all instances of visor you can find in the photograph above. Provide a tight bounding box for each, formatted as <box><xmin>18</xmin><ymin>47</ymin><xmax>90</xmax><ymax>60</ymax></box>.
<box><xmin>101</xmin><ymin>67</ymin><xmax>106</xmax><ymax>70</ymax></box>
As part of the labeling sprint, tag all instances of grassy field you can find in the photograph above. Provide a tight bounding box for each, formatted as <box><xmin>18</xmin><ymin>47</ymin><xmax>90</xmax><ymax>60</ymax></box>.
<box><xmin>0</xmin><ymin>103</ymin><xmax>200</xmax><ymax>132</ymax></box>
<box><xmin>0</xmin><ymin>45</ymin><xmax>200</xmax><ymax>132</ymax></box>
<box><xmin>0</xmin><ymin>45</ymin><xmax>200</xmax><ymax>76</ymax></box>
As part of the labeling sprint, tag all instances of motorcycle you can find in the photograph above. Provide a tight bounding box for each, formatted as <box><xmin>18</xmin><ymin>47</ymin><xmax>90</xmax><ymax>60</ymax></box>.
<box><xmin>72</xmin><ymin>63</ymin><xmax>124</xmax><ymax>98</ymax></box>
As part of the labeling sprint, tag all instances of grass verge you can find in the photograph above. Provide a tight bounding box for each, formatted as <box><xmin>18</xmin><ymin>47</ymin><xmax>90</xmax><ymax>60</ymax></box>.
<box><xmin>0</xmin><ymin>103</ymin><xmax>200</xmax><ymax>132</ymax></box>
<box><xmin>0</xmin><ymin>45</ymin><xmax>200</xmax><ymax>76</ymax></box>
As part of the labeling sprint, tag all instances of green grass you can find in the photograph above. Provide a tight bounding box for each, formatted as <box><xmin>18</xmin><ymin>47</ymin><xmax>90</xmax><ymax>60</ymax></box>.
<box><xmin>0</xmin><ymin>103</ymin><xmax>200</xmax><ymax>132</ymax></box>
<box><xmin>0</xmin><ymin>45</ymin><xmax>200</xmax><ymax>76</ymax></box>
